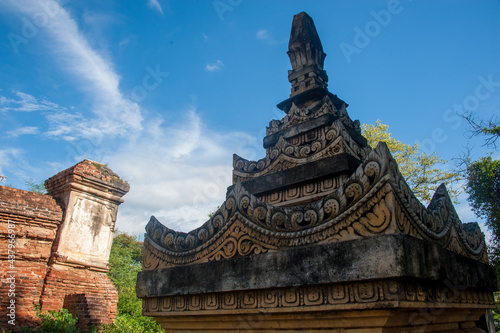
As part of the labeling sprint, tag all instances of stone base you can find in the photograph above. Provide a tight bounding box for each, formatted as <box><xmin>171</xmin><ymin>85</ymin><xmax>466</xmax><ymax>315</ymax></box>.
<box><xmin>41</xmin><ymin>265</ymin><xmax>118</xmax><ymax>330</ymax></box>
<box><xmin>138</xmin><ymin>234</ymin><xmax>496</xmax><ymax>333</ymax></box>
<box><xmin>153</xmin><ymin>309</ymin><xmax>487</xmax><ymax>332</ymax></box>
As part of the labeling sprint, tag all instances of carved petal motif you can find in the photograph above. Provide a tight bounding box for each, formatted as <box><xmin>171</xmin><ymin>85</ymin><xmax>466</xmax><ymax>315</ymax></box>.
<box><xmin>234</xmin><ymin>120</ymin><xmax>370</xmax><ymax>181</ymax></box>
<box><xmin>143</xmin><ymin>142</ymin><xmax>487</xmax><ymax>269</ymax></box>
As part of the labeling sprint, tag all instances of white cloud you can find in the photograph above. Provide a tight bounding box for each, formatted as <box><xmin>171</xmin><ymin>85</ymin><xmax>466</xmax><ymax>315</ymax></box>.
<box><xmin>256</xmin><ymin>29</ymin><xmax>287</xmax><ymax>45</ymax></box>
<box><xmin>147</xmin><ymin>0</ymin><xmax>164</xmax><ymax>15</ymax></box>
<box><xmin>0</xmin><ymin>148</ymin><xmax>23</xmax><ymax>178</ymax></box>
<box><xmin>0</xmin><ymin>1</ymin><xmax>263</xmax><ymax>238</ymax></box>
<box><xmin>2</xmin><ymin>0</ymin><xmax>143</xmax><ymax>141</ymax></box>
<box><xmin>108</xmin><ymin>109</ymin><xmax>259</xmax><ymax>235</ymax></box>
<box><xmin>205</xmin><ymin>60</ymin><xmax>224</xmax><ymax>72</ymax></box>
<box><xmin>7</xmin><ymin>126</ymin><xmax>39</xmax><ymax>138</ymax></box>
<box><xmin>119</xmin><ymin>35</ymin><xmax>136</xmax><ymax>47</ymax></box>
<box><xmin>0</xmin><ymin>91</ymin><xmax>63</xmax><ymax>112</ymax></box>
<box><xmin>256</xmin><ymin>29</ymin><xmax>270</xmax><ymax>41</ymax></box>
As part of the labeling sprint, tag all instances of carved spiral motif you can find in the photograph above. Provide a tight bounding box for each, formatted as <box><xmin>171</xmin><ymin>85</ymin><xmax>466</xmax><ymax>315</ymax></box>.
<box><xmin>324</xmin><ymin>199</ymin><xmax>340</xmax><ymax>217</ymax></box>
<box><xmin>364</xmin><ymin>161</ymin><xmax>380</xmax><ymax>179</ymax></box>
<box><xmin>144</xmin><ymin>141</ymin><xmax>487</xmax><ymax>269</ymax></box>
<box><xmin>270</xmin><ymin>211</ymin><xmax>287</xmax><ymax>230</ymax></box>
<box><xmin>233</xmin><ymin>115</ymin><xmax>367</xmax><ymax>176</ymax></box>
<box><xmin>345</xmin><ymin>182</ymin><xmax>363</xmax><ymax>202</ymax></box>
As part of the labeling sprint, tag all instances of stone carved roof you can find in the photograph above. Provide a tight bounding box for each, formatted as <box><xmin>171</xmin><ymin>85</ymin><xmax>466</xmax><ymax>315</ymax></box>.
<box><xmin>141</xmin><ymin>10</ymin><xmax>487</xmax><ymax>276</ymax></box>
<box><xmin>234</xmin><ymin>118</ymin><xmax>369</xmax><ymax>182</ymax></box>
<box><xmin>143</xmin><ymin>142</ymin><xmax>487</xmax><ymax>271</ymax></box>
<box><xmin>234</xmin><ymin>91</ymin><xmax>369</xmax><ymax>182</ymax></box>
<box><xmin>138</xmin><ymin>13</ymin><xmax>494</xmax><ymax>332</ymax></box>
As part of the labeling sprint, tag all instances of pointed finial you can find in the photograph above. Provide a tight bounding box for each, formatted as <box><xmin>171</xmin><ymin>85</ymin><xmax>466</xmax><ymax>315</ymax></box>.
<box><xmin>287</xmin><ymin>12</ymin><xmax>328</xmax><ymax>97</ymax></box>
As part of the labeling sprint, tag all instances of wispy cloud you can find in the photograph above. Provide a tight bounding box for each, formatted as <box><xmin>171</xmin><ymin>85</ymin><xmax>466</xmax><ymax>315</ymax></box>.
<box><xmin>256</xmin><ymin>29</ymin><xmax>286</xmax><ymax>45</ymax></box>
<box><xmin>0</xmin><ymin>1</ymin><xmax>261</xmax><ymax>238</ymax></box>
<box><xmin>205</xmin><ymin>60</ymin><xmax>224</xmax><ymax>72</ymax></box>
<box><xmin>109</xmin><ymin>109</ymin><xmax>259</xmax><ymax>234</ymax></box>
<box><xmin>256</xmin><ymin>29</ymin><xmax>271</xmax><ymax>41</ymax></box>
<box><xmin>119</xmin><ymin>35</ymin><xmax>136</xmax><ymax>47</ymax></box>
<box><xmin>2</xmin><ymin>0</ymin><xmax>143</xmax><ymax>141</ymax></box>
<box><xmin>0</xmin><ymin>148</ymin><xmax>23</xmax><ymax>176</ymax></box>
<box><xmin>147</xmin><ymin>0</ymin><xmax>164</xmax><ymax>15</ymax></box>
<box><xmin>7</xmin><ymin>126</ymin><xmax>39</xmax><ymax>138</ymax></box>
<box><xmin>0</xmin><ymin>91</ymin><xmax>63</xmax><ymax>112</ymax></box>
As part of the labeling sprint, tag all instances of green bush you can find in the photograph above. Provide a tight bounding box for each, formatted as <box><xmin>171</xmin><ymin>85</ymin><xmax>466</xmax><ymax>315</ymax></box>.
<box><xmin>493</xmin><ymin>292</ymin><xmax>500</xmax><ymax>332</ymax></box>
<box><xmin>16</xmin><ymin>305</ymin><xmax>80</xmax><ymax>333</ymax></box>
<box><xmin>14</xmin><ymin>231</ymin><xmax>163</xmax><ymax>333</ymax></box>
<box><xmin>95</xmin><ymin>314</ymin><xmax>162</xmax><ymax>333</ymax></box>
<box><xmin>37</xmin><ymin>307</ymin><xmax>80</xmax><ymax>333</ymax></box>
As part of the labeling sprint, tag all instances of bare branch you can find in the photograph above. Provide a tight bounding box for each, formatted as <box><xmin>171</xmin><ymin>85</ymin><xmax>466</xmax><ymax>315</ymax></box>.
<box><xmin>461</xmin><ymin>111</ymin><xmax>499</xmax><ymax>149</ymax></box>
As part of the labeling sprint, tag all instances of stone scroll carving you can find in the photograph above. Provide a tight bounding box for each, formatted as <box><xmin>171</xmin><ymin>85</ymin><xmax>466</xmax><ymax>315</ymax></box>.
<box><xmin>142</xmin><ymin>279</ymin><xmax>494</xmax><ymax>315</ymax></box>
<box><xmin>234</xmin><ymin>119</ymin><xmax>371</xmax><ymax>182</ymax></box>
<box><xmin>143</xmin><ymin>142</ymin><xmax>487</xmax><ymax>271</ymax></box>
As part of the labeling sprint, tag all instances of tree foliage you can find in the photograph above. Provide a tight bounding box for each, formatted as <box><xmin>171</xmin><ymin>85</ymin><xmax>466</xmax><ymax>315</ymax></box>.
<box><xmin>362</xmin><ymin>120</ymin><xmax>461</xmax><ymax>203</ymax></box>
<box><xmin>466</xmin><ymin>157</ymin><xmax>500</xmax><ymax>247</ymax></box>
<box><xmin>103</xmin><ymin>231</ymin><xmax>162</xmax><ymax>332</ymax></box>
<box><xmin>36</xmin><ymin>307</ymin><xmax>80</xmax><ymax>333</ymax></box>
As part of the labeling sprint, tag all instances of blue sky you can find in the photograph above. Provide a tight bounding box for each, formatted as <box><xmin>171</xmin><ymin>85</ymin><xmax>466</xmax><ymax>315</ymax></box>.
<box><xmin>0</xmin><ymin>0</ymin><xmax>499</xmax><ymax>237</ymax></box>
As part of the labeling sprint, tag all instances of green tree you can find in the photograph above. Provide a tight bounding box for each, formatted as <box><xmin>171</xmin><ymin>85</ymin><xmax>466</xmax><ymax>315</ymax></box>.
<box><xmin>460</xmin><ymin>113</ymin><xmax>500</xmax><ymax>330</ymax></box>
<box><xmin>465</xmin><ymin>155</ymin><xmax>500</xmax><ymax>331</ymax></box>
<box><xmin>461</xmin><ymin>112</ymin><xmax>500</xmax><ymax>255</ymax></box>
<box><xmin>466</xmin><ymin>157</ymin><xmax>500</xmax><ymax>250</ymax></box>
<box><xmin>362</xmin><ymin>120</ymin><xmax>461</xmax><ymax>203</ymax></box>
<box><xmin>103</xmin><ymin>231</ymin><xmax>162</xmax><ymax>333</ymax></box>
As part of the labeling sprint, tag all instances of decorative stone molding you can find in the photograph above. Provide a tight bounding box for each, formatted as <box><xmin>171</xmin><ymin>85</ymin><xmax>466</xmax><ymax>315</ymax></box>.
<box><xmin>142</xmin><ymin>280</ymin><xmax>494</xmax><ymax>316</ymax></box>
<box><xmin>45</xmin><ymin>160</ymin><xmax>129</xmax><ymax>271</ymax></box>
<box><xmin>143</xmin><ymin>143</ymin><xmax>487</xmax><ymax>271</ymax></box>
<box><xmin>234</xmin><ymin>116</ymin><xmax>370</xmax><ymax>184</ymax></box>
<box><xmin>137</xmin><ymin>11</ymin><xmax>496</xmax><ymax>332</ymax></box>
<box><xmin>0</xmin><ymin>160</ymin><xmax>129</xmax><ymax>331</ymax></box>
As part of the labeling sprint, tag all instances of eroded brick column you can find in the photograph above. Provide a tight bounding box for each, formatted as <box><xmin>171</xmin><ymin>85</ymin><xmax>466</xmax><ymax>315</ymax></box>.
<box><xmin>0</xmin><ymin>187</ymin><xmax>63</xmax><ymax>329</ymax></box>
<box><xmin>41</xmin><ymin>160</ymin><xmax>129</xmax><ymax>330</ymax></box>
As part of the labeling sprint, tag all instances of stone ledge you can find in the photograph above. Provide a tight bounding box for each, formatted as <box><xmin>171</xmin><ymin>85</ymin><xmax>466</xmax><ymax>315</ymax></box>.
<box><xmin>263</xmin><ymin>113</ymin><xmax>336</xmax><ymax>149</ymax></box>
<box><xmin>136</xmin><ymin>234</ymin><xmax>497</xmax><ymax>298</ymax></box>
<box><xmin>236</xmin><ymin>153</ymin><xmax>361</xmax><ymax>197</ymax></box>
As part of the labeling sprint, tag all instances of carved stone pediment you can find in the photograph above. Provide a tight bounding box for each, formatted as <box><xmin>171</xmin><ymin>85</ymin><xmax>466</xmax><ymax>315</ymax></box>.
<box><xmin>235</xmin><ymin>118</ymin><xmax>370</xmax><ymax>182</ymax></box>
<box><xmin>143</xmin><ymin>143</ymin><xmax>487</xmax><ymax>271</ymax></box>
<box><xmin>137</xmin><ymin>11</ymin><xmax>496</xmax><ymax>332</ymax></box>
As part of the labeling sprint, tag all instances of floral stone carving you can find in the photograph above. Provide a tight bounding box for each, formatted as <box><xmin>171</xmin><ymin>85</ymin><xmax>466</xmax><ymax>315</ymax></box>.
<box><xmin>136</xmin><ymin>11</ymin><xmax>496</xmax><ymax>333</ymax></box>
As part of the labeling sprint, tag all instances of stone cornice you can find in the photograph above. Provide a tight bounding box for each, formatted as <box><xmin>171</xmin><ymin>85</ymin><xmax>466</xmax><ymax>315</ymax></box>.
<box><xmin>143</xmin><ymin>143</ymin><xmax>488</xmax><ymax>271</ymax></box>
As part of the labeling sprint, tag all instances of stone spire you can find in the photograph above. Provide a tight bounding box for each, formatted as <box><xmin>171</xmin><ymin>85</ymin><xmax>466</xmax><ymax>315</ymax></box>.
<box><xmin>287</xmin><ymin>12</ymin><xmax>328</xmax><ymax>97</ymax></box>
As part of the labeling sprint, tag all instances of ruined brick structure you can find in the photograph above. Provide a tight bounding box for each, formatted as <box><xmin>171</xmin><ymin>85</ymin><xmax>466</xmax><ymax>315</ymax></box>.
<box><xmin>0</xmin><ymin>160</ymin><xmax>129</xmax><ymax>331</ymax></box>
<box><xmin>137</xmin><ymin>12</ymin><xmax>497</xmax><ymax>332</ymax></box>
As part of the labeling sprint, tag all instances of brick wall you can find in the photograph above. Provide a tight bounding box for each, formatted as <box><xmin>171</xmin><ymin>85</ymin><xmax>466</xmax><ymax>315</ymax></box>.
<box><xmin>43</xmin><ymin>268</ymin><xmax>118</xmax><ymax>332</ymax></box>
<box><xmin>0</xmin><ymin>160</ymin><xmax>128</xmax><ymax>332</ymax></box>
<box><xmin>0</xmin><ymin>186</ymin><xmax>63</xmax><ymax>328</ymax></box>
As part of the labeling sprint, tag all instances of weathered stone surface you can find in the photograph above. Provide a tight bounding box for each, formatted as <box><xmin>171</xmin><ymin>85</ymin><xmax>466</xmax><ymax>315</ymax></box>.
<box><xmin>287</xmin><ymin>12</ymin><xmax>328</xmax><ymax>97</ymax></box>
<box><xmin>237</xmin><ymin>152</ymin><xmax>361</xmax><ymax>197</ymax></box>
<box><xmin>137</xmin><ymin>11</ymin><xmax>497</xmax><ymax>333</ymax></box>
<box><xmin>137</xmin><ymin>234</ymin><xmax>496</xmax><ymax>298</ymax></box>
<box><xmin>0</xmin><ymin>160</ymin><xmax>129</xmax><ymax>331</ymax></box>
<box><xmin>46</xmin><ymin>159</ymin><xmax>129</xmax><ymax>271</ymax></box>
